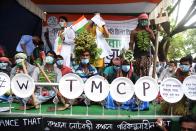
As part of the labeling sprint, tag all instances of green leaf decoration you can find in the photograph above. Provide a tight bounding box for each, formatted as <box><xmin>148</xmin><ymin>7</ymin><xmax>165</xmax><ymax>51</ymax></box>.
<box><xmin>136</xmin><ymin>30</ymin><xmax>151</xmax><ymax>51</ymax></box>
<box><xmin>74</xmin><ymin>30</ymin><xmax>102</xmax><ymax>64</ymax></box>
<box><xmin>120</xmin><ymin>49</ymin><xmax>134</xmax><ymax>62</ymax></box>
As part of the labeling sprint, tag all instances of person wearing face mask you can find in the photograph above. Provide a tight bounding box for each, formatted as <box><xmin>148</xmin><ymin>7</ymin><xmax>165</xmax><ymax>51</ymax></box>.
<box><xmin>158</xmin><ymin>61</ymin><xmax>177</xmax><ymax>83</ymax></box>
<box><xmin>32</xmin><ymin>51</ymin><xmax>70</xmax><ymax>111</ymax></box>
<box><xmin>0</xmin><ymin>56</ymin><xmax>12</xmax><ymax>102</ymax></box>
<box><xmin>103</xmin><ymin>57</ymin><xmax>122</xmax><ymax>83</ymax></box>
<box><xmin>75</xmin><ymin>50</ymin><xmax>98</xmax><ymax>82</ymax></box>
<box><xmin>10</xmin><ymin>52</ymin><xmax>37</xmax><ymax>109</ymax></box>
<box><xmin>129</xmin><ymin>13</ymin><xmax>155</xmax><ymax>77</ymax></box>
<box><xmin>0</xmin><ymin>56</ymin><xmax>12</xmax><ymax>76</ymax></box>
<box><xmin>161</xmin><ymin>55</ymin><xmax>195</xmax><ymax>115</ymax></box>
<box><xmin>175</xmin><ymin>55</ymin><xmax>194</xmax><ymax>82</ymax></box>
<box><xmin>53</xmin><ymin>16</ymin><xmax>76</xmax><ymax>67</ymax></box>
<box><xmin>72</xmin><ymin>50</ymin><xmax>98</xmax><ymax>106</ymax></box>
<box><xmin>56</xmin><ymin>55</ymin><xmax>72</xmax><ymax>76</ymax></box>
<box><xmin>10</xmin><ymin>52</ymin><xmax>36</xmax><ymax>79</ymax></box>
<box><xmin>104</xmin><ymin>55</ymin><xmax>148</xmax><ymax>110</ymax></box>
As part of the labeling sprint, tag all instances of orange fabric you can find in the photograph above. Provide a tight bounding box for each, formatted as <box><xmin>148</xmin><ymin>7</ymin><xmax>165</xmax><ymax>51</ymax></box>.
<box><xmin>93</xmin><ymin>58</ymin><xmax>104</xmax><ymax>68</ymax></box>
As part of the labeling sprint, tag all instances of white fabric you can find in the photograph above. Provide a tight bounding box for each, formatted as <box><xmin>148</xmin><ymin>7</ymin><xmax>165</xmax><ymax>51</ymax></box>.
<box><xmin>96</xmin><ymin>27</ymin><xmax>112</xmax><ymax>58</ymax></box>
<box><xmin>53</xmin><ymin>27</ymin><xmax>75</xmax><ymax>67</ymax></box>
<box><xmin>91</xmin><ymin>14</ymin><xmax>105</xmax><ymax>27</ymax></box>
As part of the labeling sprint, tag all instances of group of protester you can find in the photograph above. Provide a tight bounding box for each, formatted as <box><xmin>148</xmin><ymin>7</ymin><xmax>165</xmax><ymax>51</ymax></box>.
<box><xmin>0</xmin><ymin>13</ymin><xmax>195</xmax><ymax>116</ymax></box>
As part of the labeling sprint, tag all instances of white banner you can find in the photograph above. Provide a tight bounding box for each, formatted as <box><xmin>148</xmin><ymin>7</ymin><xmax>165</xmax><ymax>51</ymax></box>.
<box><xmin>42</xmin><ymin>16</ymin><xmax>138</xmax><ymax>64</ymax></box>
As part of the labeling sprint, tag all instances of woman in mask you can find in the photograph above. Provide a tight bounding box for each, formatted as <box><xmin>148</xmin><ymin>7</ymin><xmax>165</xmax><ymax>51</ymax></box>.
<box><xmin>104</xmin><ymin>54</ymin><xmax>139</xmax><ymax>110</ymax></box>
<box><xmin>53</xmin><ymin>16</ymin><xmax>75</xmax><ymax>67</ymax></box>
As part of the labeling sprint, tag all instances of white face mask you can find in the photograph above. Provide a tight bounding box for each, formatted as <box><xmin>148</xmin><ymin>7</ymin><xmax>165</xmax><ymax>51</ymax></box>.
<box><xmin>59</xmin><ymin>22</ymin><xmax>65</xmax><ymax>27</ymax></box>
<box><xmin>122</xmin><ymin>65</ymin><xmax>130</xmax><ymax>72</ymax></box>
<box><xmin>0</xmin><ymin>62</ymin><xmax>8</xmax><ymax>69</ymax></box>
<box><xmin>56</xmin><ymin>60</ymin><xmax>64</xmax><ymax>66</ymax></box>
<box><xmin>16</xmin><ymin>58</ymin><xmax>25</xmax><ymax>64</ymax></box>
<box><xmin>45</xmin><ymin>56</ymin><xmax>54</xmax><ymax>64</ymax></box>
<box><xmin>81</xmin><ymin>58</ymin><xmax>89</xmax><ymax>65</ymax></box>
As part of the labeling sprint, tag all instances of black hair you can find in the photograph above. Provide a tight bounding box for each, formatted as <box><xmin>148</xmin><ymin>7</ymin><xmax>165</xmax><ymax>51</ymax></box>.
<box><xmin>179</xmin><ymin>115</ymin><xmax>196</xmax><ymax>125</ymax></box>
<box><xmin>56</xmin><ymin>55</ymin><xmax>64</xmax><ymax>60</ymax></box>
<box><xmin>46</xmin><ymin>50</ymin><xmax>57</xmax><ymax>59</ymax></box>
<box><xmin>169</xmin><ymin>60</ymin><xmax>177</xmax><ymax>67</ymax></box>
<box><xmin>180</xmin><ymin>55</ymin><xmax>193</xmax><ymax>65</ymax></box>
<box><xmin>59</xmin><ymin>16</ymin><xmax>68</xmax><ymax>22</ymax></box>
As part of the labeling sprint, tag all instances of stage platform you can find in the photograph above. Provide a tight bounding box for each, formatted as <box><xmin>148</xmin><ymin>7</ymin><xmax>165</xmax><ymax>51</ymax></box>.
<box><xmin>0</xmin><ymin>102</ymin><xmax>190</xmax><ymax>131</ymax></box>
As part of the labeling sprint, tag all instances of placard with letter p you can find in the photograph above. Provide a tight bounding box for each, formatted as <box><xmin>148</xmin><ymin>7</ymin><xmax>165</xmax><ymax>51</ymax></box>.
<box><xmin>134</xmin><ymin>76</ymin><xmax>159</xmax><ymax>102</ymax></box>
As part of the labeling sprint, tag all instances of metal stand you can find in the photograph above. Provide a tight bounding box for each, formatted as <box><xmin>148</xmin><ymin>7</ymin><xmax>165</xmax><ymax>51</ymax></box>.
<box><xmin>86</xmin><ymin>105</ymin><xmax>89</xmax><ymax>116</ymax></box>
<box><xmin>53</xmin><ymin>95</ymin><xmax>59</xmax><ymax>115</ymax></box>
<box><xmin>8</xmin><ymin>95</ymin><xmax>13</xmax><ymax>113</ymax></box>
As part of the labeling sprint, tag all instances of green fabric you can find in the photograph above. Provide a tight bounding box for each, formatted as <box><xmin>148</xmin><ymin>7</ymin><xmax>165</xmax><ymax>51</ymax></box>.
<box><xmin>38</xmin><ymin>69</ymin><xmax>56</xmax><ymax>90</ymax></box>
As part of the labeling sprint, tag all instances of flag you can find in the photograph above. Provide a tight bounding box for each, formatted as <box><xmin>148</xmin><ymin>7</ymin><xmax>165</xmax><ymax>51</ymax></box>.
<box><xmin>71</xmin><ymin>15</ymin><xmax>88</xmax><ymax>32</ymax></box>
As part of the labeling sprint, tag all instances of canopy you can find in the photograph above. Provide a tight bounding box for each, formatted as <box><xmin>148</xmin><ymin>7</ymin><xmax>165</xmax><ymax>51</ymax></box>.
<box><xmin>31</xmin><ymin>0</ymin><xmax>162</xmax><ymax>14</ymax></box>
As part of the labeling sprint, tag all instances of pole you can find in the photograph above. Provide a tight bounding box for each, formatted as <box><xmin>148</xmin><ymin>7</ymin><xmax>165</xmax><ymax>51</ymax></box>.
<box><xmin>152</xmin><ymin>24</ymin><xmax>159</xmax><ymax>78</ymax></box>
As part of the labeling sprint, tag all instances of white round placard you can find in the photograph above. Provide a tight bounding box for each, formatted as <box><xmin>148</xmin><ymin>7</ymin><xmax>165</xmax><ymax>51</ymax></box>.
<box><xmin>0</xmin><ymin>72</ymin><xmax>10</xmax><ymax>96</ymax></box>
<box><xmin>134</xmin><ymin>76</ymin><xmax>159</xmax><ymax>102</ymax></box>
<box><xmin>183</xmin><ymin>75</ymin><xmax>196</xmax><ymax>100</ymax></box>
<box><xmin>110</xmin><ymin>77</ymin><xmax>134</xmax><ymax>102</ymax></box>
<box><xmin>84</xmin><ymin>75</ymin><xmax>109</xmax><ymax>102</ymax></box>
<box><xmin>59</xmin><ymin>73</ymin><xmax>84</xmax><ymax>99</ymax></box>
<box><xmin>160</xmin><ymin>78</ymin><xmax>183</xmax><ymax>103</ymax></box>
<box><xmin>11</xmin><ymin>73</ymin><xmax>35</xmax><ymax>98</ymax></box>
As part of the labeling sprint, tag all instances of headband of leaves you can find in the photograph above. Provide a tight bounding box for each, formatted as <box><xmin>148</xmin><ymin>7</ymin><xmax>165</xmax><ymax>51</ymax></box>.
<box><xmin>74</xmin><ymin>30</ymin><xmax>102</xmax><ymax>64</ymax></box>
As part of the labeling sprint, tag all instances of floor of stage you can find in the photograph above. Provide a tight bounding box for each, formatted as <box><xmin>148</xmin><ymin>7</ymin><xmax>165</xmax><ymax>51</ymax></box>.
<box><xmin>0</xmin><ymin>102</ymin><xmax>195</xmax><ymax>117</ymax></box>
<box><xmin>0</xmin><ymin>102</ymin><xmax>165</xmax><ymax>116</ymax></box>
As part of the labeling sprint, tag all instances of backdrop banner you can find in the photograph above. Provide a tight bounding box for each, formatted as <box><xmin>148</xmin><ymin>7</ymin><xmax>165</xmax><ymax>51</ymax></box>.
<box><xmin>42</xmin><ymin>14</ymin><xmax>138</xmax><ymax>65</ymax></box>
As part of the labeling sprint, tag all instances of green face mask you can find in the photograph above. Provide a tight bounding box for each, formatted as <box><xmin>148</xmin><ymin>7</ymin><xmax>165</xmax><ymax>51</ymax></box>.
<box><xmin>15</xmin><ymin>58</ymin><xmax>25</xmax><ymax>68</ymax></box>
<box><xmin>138</xmin><ymin>19</ymin><xmax>148</xmax><ymax>26</ymax></box>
